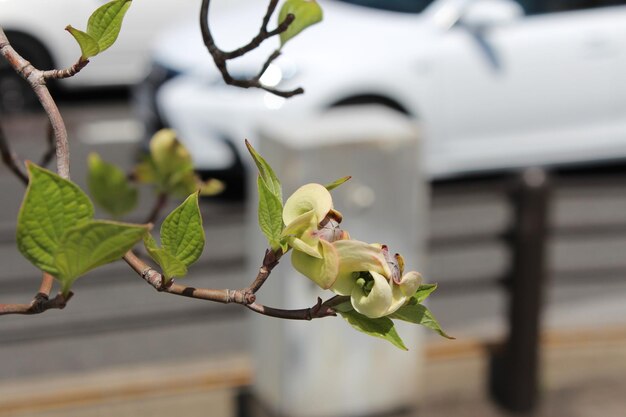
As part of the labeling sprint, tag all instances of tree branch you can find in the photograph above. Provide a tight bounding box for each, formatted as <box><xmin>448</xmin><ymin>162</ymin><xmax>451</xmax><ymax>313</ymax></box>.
<box><xmin>31</xmin><ymin>75</ymin><xmax>70</xmax><ymax>179</ymax></box>
<box><xmin>0</xmin><ymin>127</ymin><xmax>71</xmax><ymax>316</ymax></box>
<box><xmin>39</xmin><ymin>121</ymin><xmax>56</xmax><ymax>168</ymax></box>
<box><xmin>0</xmin><ymin>34</ymin><xmax>72</xmax><ymax>312</ymax></box>
<box><xmin>0</xmin><ymin>111</ymin><xmax>69</xmax><ymax>316</ymax></box>
<box><xmin>145</xmin><ymin>192</ymin><xmax>168</xmax><ymax>224</ymax></box>
<box><xmin>1</xmin><ymin>36</ymin><xmax>70</xmax><ymax>311</ymax></box>
<box><xmin>0</xmin><ymin>277</ymin><xmax>73</xmax><ymax>316</ymax></box>
<box><xmin>246</xmin><ymin>297</ymin><xmax>339</xmax><ymax>320</ymax></box>
<box><xmin>0</xmin><ymin>21</ymin><xmax>335</xmax><ymax>322</ymax></box>
<box><xmin>221</xmin><ymin>1</ymin><xmax>289</xmax><ymax>60</ymax></box>
<box><xmin>123</xmin><ymin>250</ymin><xmax>340</xmax><ymax>320</ymax></box>
<box><xmin>246</xmin><ymin>248</ymin><xmax>282</xmax><ymax>295</ymax></box>
<box><xmin>38</xmin><ymin>272</ymin><xmax>54</xmax><ymax>296</ymax></box>
<box><xmin>123</xmin><ymin>250</ymin><xmax>255</xmax><ymax>303</ymax></box>
<box><xmin>199</xmin><ymin>0</ymin><xmax>304</xmax><ymax>98</ymax></box>
<box><xmin>0</xmin><ymin>118</ymin><xmax>28</xmax><ymax>185</ymax></box>
<box><xmin>42</xmin><ymin>58</ymin><xmax>89</xmax><ymax>80</ymax></box>
<box><xmin>0</xmin><ymin>27</ymin><xmax>80</xmax><ymax>180</ymax></box>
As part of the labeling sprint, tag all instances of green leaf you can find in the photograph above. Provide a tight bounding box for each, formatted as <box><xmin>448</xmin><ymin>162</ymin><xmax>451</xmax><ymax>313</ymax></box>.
<box><xmin>86</xmin><ymin>0</ymin><xmax>132</xmax><ymax>52</ymax></box>
<box><xmin>333</xmin><ymin>299</ymin><xmax>354</xmax><ymax>313</ymax></box>
<box><xmin>134</xmin><ymin>157</ymin><xmax>158</xmax><ymax>184</ymax></box>
<box><xmin>257</xmin><ymin>176</ymin><xmax>284</xmax><ymax>249</ymax></box>
<box><xmin>142</xmin><ymin>193</ymin><xmax>205</xmax><ymax>281</ymax></box>
<box><xmin>168</xmin><ymin>172</ymin><xmax>220</xmax><ymax>199</ymax></box>
<box><xmin>198</xmin><ymin>178</ymin><xmax>225</xmax><ymax>196</ymax></box>
<box><xmin>17</xmin><ymin>162</ymin><xmax>94</xmax><ymax>275</ymax></box>
<box><xmin>65</xmin><ymin>26</ymin><xmax>99</xmax><ymax>59</ymax></box>
<box><xmin>339</xmin><ymin>310</ymin><xmax>408</xmax><ymax>351</ymax></box>
<box><xmin>324</xmin><ymin>176</ymin><xmax>351</xmax><ymax>191</ymax></box>
<box><xmin>150</xmin><ymin>129</ymin><xmax>194</xmax><ymax>181</ymax></box>
<box><xmin>245</xmin><ymin>140</ymin><xmax>284</xmax><ymax>248</ymax></box>
<box><xmin>54</xmin><ymin>220</ymin><xmax>150</xmax><ymax>295</ymax></box>
<box><xmin>409</xmin><ymin>283</ymin><xmax>438</xmax><ymax>305</ymax></box>
<box><xmin>87</xmin><ymin>153</ymin><xmax>138</xmax><ymax>218</ymax></box>
<box><xmin>278</xmin><ymin>0</ymin><xmax>323</xmax><ymax>46</ymax></box>
<box><xmin>160</xmin><ymin>193</ymin><xmax>205</xmax><ymax>267</ymax></box>
<box><xmin>245</xmin><ymin>140</ymin><xmax>282</xmax><ymax>201</ymax></box>
<box><xmin>136</xmin><ymin>129</ymin><xmax>215</xmax><ymax>199</ymax></box>
<box><xmin>390</xmin><ymin>304</ymin><xmax>454</xmax><ymax>339</ymax></box>
<box><xmin>143</xmin><ymin>234</ymin><xmax>187</xmax><ymax>280</ymax></box>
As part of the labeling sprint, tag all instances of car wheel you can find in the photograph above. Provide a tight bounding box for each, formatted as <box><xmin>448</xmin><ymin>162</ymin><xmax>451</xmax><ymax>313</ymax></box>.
<box><xmin>0</xmin><ymin>32</ymin><xmax>54</xmax><ymax>113</ymax></box>
<box><xmin>328</xmin><ymin>94</ymin><xmax>411</xmax><ymax>117</ymax></box>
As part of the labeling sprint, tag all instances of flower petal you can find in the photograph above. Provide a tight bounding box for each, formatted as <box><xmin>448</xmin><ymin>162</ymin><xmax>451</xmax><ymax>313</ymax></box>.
<box><xmin>281</xmin><ymin>210</ymin><xmax>317</xmax><ymax>238</ymax></box>
<box><xmin>290</xmin><ymin>237</ymin><xmax>322</xmax><ymax>258</ymax></box>
<box><xmin>331</xmin><ymin>270</ymin><xmax>357</xmax><ymax>296</ymax></box>
<box><xmin>331</xmin><ymin>240</ymin><xmax>391</xmax><ymax>295</ymax></box>
<box><xmin>281</xmin><ymin>210</ymin><xmax>321</xmax><ymax>256</ymax></box>
<box><xmin>351</xmin><ymin>271</ymin><xmax>392</xmax><ymax>319</ymax></box>
<box><xmin>291</xmin><ymin>239</ymin><xmax>339</xmax><ymax>289</ymax></box>
<box><xmin>399</xmin><ymin>271</ymin><xmax>423</xmax><ymax>297</ymax></box>
<box><xmin>387</xmin><ymin>271</ymin><xmax>423</xmax><ymax>315</ymax></box>
<box><xmin>283</xmin><ymin>183</ymin><xmax>332</xmax><ymax>226</ymax></box>
<box><xmin>334</xmin><ymin>240</ymin><xmax>391</xmax><ymax>277</ymax></box>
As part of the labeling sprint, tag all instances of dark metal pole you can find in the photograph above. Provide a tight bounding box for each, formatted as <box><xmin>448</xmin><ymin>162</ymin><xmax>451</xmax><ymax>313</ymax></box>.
<box><xmin>490</xmin><ymin>168</ymin><xmax>550</xmax><ymax>413</ymax></box>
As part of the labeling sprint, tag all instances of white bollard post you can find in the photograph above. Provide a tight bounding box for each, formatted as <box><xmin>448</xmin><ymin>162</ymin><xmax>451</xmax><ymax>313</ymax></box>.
<box><xmin>247</xmin><ymin>106</ymin><xmax>428</xmax><ymax>417</ymax></box>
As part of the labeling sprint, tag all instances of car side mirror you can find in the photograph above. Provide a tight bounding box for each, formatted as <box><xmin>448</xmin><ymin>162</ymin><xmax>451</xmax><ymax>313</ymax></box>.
<box><xmin>459</xmin><ymin>0</ymin><xmax>524</xmax><ymax>30</ymax></box>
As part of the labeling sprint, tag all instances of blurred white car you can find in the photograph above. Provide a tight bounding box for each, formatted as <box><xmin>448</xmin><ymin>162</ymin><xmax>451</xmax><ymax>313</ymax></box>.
<box><xmin>136</xmin><ymin>0</ymin><xmax>626</xmax><ymax>195</ymax></box>
<box><xmin>0</xmin><ymin>0</ymin><xmax>198</xmax><ymax>109</ymax></box>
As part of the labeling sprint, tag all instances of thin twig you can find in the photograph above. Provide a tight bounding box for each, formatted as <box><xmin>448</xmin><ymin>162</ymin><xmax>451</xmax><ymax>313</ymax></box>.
<box><xmin>39</xmin><ymin>121</ymin><xmax>56</xmax><ymax>168</ymax></box>
<box><xmin>246</xmin><ymin>297</ymin><xmax>339</xmax><ymax>320</ymax></box>
<box><xmin>31</xmin><ymin>76</ymin><xmax>70</xmax><ymax>179</ymax></box>
<box><xmin>221</xmin><ymin>0</ymin><xmax>288</xmax><ymax>60</ymax></box>
<box><xmin>0</xmin><ymin>126</ymin><xmax>68</xmax><ymax>316</ymax></box>
<box><xmin>145</xmin><ymin>192</ymin><xmax>168</xmax><ymax>224</ymax></box>
<box><xmin>261</xmin><ymin>0</ymin><xmax>280</xmax><ymax>33</ymax></box>
<box><xmin>0</xmin><ymin>118</ymin><xmax>28</xmax><ymax>184</ymax></box>
<box><xmin>0</xmin><ymin>118</ymin><xmax>65</xmax><ymax>314</ymax></box>
<box><xmin>199</xmin><ymin>0</ymin><xmax>304</xmax><ymax>98</ymax></box>
<box><xmin>245</xmin><ymin>248</ymin><xmax>282</xmax><ymax>295</ymax></box>
<box><xmin>124</xmin><ymin>250</ymin><xmax>254</xmax><ymax>303</ymax></box>
<box><xmin>0</xmin><ymin>27</ymin><xmax>79</xmax><ymax>179</ymax></box>
<box><xmin>123</xmin><ymin>250</ymin><xmax>339</xmax><ymax>320</ymax></box>
<box><xmin>38</xmin><ymin>273</ymin><xmax>54</xmax><ymax>296</ymax></box>
<box><xmin>0</xmin><ymin>22</ymin><xmax>332</xmax><ymax>321</ymax></box>
<box><xmin>0</xmin><ymin>28</ymin><xmax>77</xmax><ymax>314</ymax></box>
<box><xmin>256</xmin><ymin>50</ymin><xmax>282</xmax><ymax>80</ymax></box>
<box><xmin>42</xmin><ymin>58</ymin><xmax>89</xmax><ymax>80</ymax></box>
<box><xmin>0</xmin><ymin>291</ymin><xmax>72</xmax><ymax>316</ymax></box>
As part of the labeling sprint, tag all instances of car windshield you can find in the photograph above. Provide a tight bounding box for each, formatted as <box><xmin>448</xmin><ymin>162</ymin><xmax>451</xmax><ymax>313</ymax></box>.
<box><xmin>337</xmin><ymin>0</ymin><xmax>434</xmax><ymax>13</ymax></box>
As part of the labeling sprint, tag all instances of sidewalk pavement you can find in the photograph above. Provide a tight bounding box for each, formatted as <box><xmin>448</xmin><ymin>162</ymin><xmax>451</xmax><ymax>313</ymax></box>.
<box><xmin>421</xmin><ymin>326</ymin><xmax>626</xmax><ymax>417</ymax></box>
<box><xmin>3</xmin><ymin>326</ymin><xmax>626</xmax><ymax>417</ymax></box>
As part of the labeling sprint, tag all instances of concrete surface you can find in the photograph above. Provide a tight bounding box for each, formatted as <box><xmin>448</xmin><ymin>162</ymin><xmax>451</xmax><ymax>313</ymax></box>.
<box><xmin>3</xmin><ymin>327</ymin><xmax>626</xmax><ymax>417</ymax></box>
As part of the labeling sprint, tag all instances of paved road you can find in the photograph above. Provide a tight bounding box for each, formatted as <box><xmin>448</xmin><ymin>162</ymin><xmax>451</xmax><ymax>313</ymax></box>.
<box><xmin>1</xmin><ymin>98</ymin><xmax>626</xmax><ymax>382</ymax></box>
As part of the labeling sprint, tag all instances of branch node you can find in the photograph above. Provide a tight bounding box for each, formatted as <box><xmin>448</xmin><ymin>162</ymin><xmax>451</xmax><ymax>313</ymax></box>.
<box><xmin>244</xmin><ymin>291</ymin><xmax>256</xmax><ymax>304</ymax></box>
<box><xmin>33</xmin><ymin>292</ymin><xmax>49</xmax><ymax>303</ymax></box>
<box><xmin>58</xmin><ymin>291</ymin><xmax>73</xmax><ymax>309</ymax></box>
<box><xmin>141</xmin><ymin>266</ymin><xmax>166</xmax><ymax>291</ymax></box>
<box><xmin>141</xmin><ymin>267</ymin><xmax>152</xmax><ymax>280</ymax></box>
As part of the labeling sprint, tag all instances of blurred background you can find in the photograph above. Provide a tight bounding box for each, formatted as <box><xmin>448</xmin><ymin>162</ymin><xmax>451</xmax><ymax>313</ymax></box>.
<box><xmin>2</xmin><ymin>0</ymin><xmax>626</xmax><ymax>416</ymax></box>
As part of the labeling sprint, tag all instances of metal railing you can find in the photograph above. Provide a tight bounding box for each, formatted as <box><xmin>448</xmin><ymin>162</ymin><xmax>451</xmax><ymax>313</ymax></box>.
<box><xmin>431</xmin><ymin>163</ymin><xmax>626</xmax><ymax>412</ymax></box>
